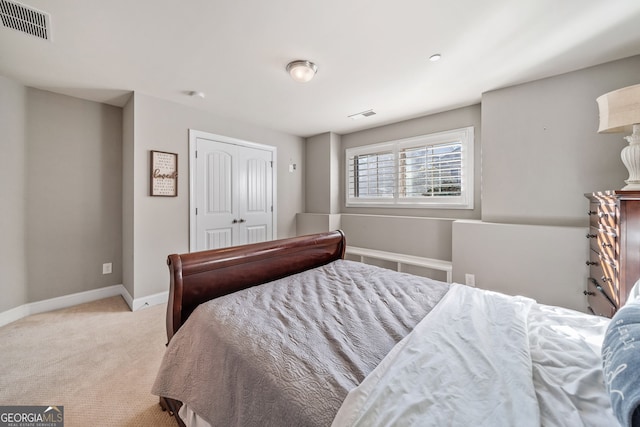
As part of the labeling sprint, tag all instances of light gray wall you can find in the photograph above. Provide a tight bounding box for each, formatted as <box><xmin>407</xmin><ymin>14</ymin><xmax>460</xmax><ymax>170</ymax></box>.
<box><xmin>122</xmin><ymin>96</ymin><xmax>135</xmax><ymax>298</ymax></box>
<box><xmin>482</xmin><ymin>55</ymin><xmax>640</xmax><ymax>226</ymax></box>
<box><xmin>25</xmin><ymin>89</ymin><xmax>123</xmax><ymax>302</ymax></box>
<box><xmin>305</xmin><ymin>132</ymin><xmax>341</xmax><ymax>214</ymax></box>
<box><xmin>128</xmin><ymin>93</ymin><xmax>305</xmax><ymax>299</ymax></box>
<box><xmin>306</xmin><ymin>133</ymin><xmax>332</xmax><ymax>214</ymax></box>
<box><xmin>0</xmin><ymin>76</ymin><xmax>28</xmax><ymax>312</ymax></box>
<box><xmin>329</xmin><ymin>132</ymin><xmax>341</xmax><ymax>214</ymax></box>
<box><xmin>296</xmin><ymin>213</ymin><xmax>341</xmax><ymax>236</ymax></box>
<box><xmin>341</xmin><ymin>214</ymin><xmax>453</xmax><ymax>261</ymax></box>
<box><xmin>0</xmin><ymin>78</ymin><xmax>123</xmax><ymax>313</ymax></box>
<box><xmin>452</xmin><ymin>221</ymin><xmax>588</xmax><ymax>312</ymax></box>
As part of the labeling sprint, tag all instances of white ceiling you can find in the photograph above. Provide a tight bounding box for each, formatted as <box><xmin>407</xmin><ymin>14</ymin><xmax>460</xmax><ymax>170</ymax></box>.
<box><xmin>2</xmin><ymin>0</ymin><xmax>640</xmax><ymax>138</ymax></box>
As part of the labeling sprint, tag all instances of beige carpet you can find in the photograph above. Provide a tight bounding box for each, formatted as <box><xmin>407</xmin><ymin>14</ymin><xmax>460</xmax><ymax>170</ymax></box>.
<box><xmin>0</xmin><ymin>296</ymin><xmax>177</xmax><ymax>427</ymax></box>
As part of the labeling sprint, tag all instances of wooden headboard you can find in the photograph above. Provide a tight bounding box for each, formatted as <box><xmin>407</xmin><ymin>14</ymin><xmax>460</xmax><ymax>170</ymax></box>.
<box><xmin>165</xmin><ymin>230</ymin><xmax>346</xmax><ymax>342</ymax></box>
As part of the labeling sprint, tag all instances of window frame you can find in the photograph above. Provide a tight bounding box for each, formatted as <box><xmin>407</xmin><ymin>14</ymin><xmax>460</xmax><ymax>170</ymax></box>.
<box><xmin>345</xmin><ymin>126</ymin><xmax>474</xmax><ymax>209</ymax></box>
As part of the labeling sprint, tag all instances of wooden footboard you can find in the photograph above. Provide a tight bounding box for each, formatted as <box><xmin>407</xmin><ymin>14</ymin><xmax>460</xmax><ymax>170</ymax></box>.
<box><xmin>165</xmin><ymin>230</ymin><xmax>346</xmax><ymax>342</ymax></box>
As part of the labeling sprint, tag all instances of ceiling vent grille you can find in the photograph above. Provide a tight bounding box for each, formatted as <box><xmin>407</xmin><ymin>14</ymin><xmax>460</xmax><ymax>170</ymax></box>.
<box><xmin>348</xmin><ymin>109</ymin><xmax>377</xmax><ymax>120</ymax></box>
<box><xmin>0</xmin><ymin>0</ymin><xmax>50</xmax><ymax>41</ymax></box>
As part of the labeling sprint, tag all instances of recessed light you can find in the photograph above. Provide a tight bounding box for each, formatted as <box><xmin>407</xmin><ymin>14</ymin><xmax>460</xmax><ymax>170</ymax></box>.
<box><xmin>429</xmin><ymin>54</ymin><xmax>442</xmax><ymax>62</ymax></box>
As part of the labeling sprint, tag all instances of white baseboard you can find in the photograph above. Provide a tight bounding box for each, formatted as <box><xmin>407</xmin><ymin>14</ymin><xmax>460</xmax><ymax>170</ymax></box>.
<box><xmin>130</xmin><ymin>291</ymin><xmax>169</xmax><ymax>311</ymax></box>
<box><xmin>0</xmin><ymin>285</ymin><xmax>169</xmax><ymax>327</ymax></box>
<box><xmin>0</xmin><ymin>305</ymin><xmax>30</xmax><ymax>328</ymax></box>
<box><xmin>120</xmin><ymin>286</ymin><xmax>134</xmax><ymax>309</ymax></box>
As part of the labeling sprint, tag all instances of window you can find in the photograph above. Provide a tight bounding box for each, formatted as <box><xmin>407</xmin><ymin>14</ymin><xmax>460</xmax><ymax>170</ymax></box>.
<box><xmin>346</xmin><ymin>127</ymin><xmax>474</xmax><ymax>209</ymax></box>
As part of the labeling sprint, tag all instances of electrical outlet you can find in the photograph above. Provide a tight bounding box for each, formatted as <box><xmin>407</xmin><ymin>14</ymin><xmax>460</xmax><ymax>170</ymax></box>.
<box><xmin>465</xmin><ymin>273</ymin><xmax>475</xmax><ymax>287</ymax></box>
<box><xmin>102</xmin><ymin>263</ymin><xmax>112</xmax><ymax>275</ymax></box>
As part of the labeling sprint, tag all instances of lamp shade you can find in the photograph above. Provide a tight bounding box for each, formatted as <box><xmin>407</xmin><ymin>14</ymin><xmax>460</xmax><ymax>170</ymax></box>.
<box><xmin>597</xmin><ymin>83</ymin><xmax>640</xmax><ymax>133</ymax></box>
<box><xmin>286</xmin><ymin>60</ymin><xmax>318</xmax><ymax>83</ymax></box>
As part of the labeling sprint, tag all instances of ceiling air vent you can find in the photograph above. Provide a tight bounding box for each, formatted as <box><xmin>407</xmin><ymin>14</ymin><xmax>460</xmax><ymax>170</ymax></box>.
<box><xmin>348</xmin><ymin>109</ymin><xmax>377</xmax><ymax>120</ymax></box>
<box><xmin>0</xmin><ymin>0</ymin><xmax>51</xmax><ymax>41</ymax></box>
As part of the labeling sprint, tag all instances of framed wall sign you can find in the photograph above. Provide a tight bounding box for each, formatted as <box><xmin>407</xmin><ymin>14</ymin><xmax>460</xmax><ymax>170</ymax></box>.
<box><xmin>150</xmin><ymin>150</ymin><xmax>178</xmax><ymax>197</ymax></box>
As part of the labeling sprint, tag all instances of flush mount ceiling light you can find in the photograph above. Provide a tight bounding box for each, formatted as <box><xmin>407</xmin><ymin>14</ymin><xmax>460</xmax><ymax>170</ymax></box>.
<box><xmin>429</xmin><ymin>53</ymin><xmax>442</xmax><ymax>62</ymax></box>
<box><xmin>286</xmin><ymin>60</ymin><xmax>318</xmax><ymax>83</ymax></box>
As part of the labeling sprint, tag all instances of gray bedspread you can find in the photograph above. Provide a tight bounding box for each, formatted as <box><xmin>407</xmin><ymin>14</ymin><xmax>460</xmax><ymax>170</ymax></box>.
<box><xmin>152</xmin><ymin>259</ymin><xmax>449</xmax><ymax>427</ymax></box>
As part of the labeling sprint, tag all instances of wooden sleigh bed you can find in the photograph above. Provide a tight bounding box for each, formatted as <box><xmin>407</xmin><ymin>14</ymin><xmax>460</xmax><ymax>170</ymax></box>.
<box><xmin>153</xmin><ymin>230</ymin><xmax>640</xmax><ymax>427</ymax></box>
<box><xmin>158</xmin><ymin>230</ymin><xmax>348</xmax><ymax>425</ymax></box>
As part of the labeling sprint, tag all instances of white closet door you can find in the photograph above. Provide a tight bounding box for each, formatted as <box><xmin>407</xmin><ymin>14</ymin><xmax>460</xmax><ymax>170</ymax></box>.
<box><xmin>195</xmin><ymin>139</ymin><xmax>237</xmax><ymax>250</ymax></box>
<box><xmin>192</xmin><ymin>135</ymin><xmax>274</xmax><ymax>251</ymax></box>
<box><xmin>237</xmin><ymin>146</ymin><xmax>273</xmax><ymax>245</ymax></box>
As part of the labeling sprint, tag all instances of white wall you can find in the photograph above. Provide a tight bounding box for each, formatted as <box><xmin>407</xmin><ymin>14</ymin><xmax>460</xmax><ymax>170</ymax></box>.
<box><xmin>126</xmin><ymin>93</ymin><xmax>305</xmax><ymax>300</ymax></box>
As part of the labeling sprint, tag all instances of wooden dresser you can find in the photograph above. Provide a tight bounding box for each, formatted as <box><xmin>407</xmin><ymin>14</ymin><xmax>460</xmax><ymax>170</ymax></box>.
<box><xmin>585</xmin><ymin>191</ymin><xmax>640</xmax><ymax>317</ymax></box>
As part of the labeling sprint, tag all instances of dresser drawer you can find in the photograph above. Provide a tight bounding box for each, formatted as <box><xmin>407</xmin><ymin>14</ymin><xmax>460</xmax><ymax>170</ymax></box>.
<box><xmin>588</xmin><ymin>252</ymin><xmax>618</xmax><ymax>306</ymax></box>
<box><xmin>586</xmin><ymin>248</ymin><xmax>600</xmax><ymax>269</ymax></box>
<box><xmin>588</xmin><ymin>201</ymin><xmax>618</xmax><ymax>230</ymax></box>
<box><xmin>593</xmin><ymin>229</ymin><xmax>617</xmax><ymax>261</ymax></box>
<box><xmin>587</xmin><ymin>249</ymin><xmax>617</xmax><ymax>281</ymax></box>
<box><xmin>586</xmin><ymin>278</ymin><xmax>617</xmax><ymax>318</ymax></box>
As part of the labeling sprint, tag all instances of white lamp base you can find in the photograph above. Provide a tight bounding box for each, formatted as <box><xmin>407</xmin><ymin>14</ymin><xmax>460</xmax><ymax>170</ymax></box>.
<box><xmin>620</xmin><ymin>124</ymin><xmax>640</xmax><ymax>190</ymax></box>
<box><xmin>621</xmin><ymin>182</ymin><xmax>640</xmax><ymax>190</ymax></box>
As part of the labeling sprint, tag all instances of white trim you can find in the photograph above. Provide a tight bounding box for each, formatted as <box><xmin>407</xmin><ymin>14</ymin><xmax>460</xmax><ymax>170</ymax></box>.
<box><xmin>0</xmin><ymin>285</ymin><xmax>168</xmax><ymax>327</ymax></box>
<box><xmin>131</xmin><ymin>290</ymin><xmax>169</xmax><ymax>311</ymax></box>
<box><xmin>0</xmin><ymin>285</ymin><xmax>123</xmax><ymax>327</ymax></box>
<box><xmin>0</xmin><ymin>305</ymin><xmax>30</xmax><ymax>328</ymax></box>
<box><xmin>120</xmin><ymin>286</ymin><xmax>134</xmax><ymax>309</ymax></box>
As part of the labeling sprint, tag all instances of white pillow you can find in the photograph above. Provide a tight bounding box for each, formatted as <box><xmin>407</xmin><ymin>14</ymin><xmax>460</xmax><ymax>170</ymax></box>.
<box><xmin>629</xmin><ymin>279</ymin><xmax>640</xmax><ymax>303</ymax></box>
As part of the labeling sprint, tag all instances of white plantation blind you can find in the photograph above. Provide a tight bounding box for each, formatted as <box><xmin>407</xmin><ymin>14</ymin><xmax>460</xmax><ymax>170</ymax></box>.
<box><xmin>348</xmin><ymin>149</ymin><xmax>394</xmax><ymax>198</ymax></box>
<box><xmin>346</xmin><ymin>127</ymin><xmax>474</xmax><ymax>209</ymax></box>
<box><xmin>399</xmin><ymin>142</ymin><xmax>462</xmax><ymax>197</ymax></box>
